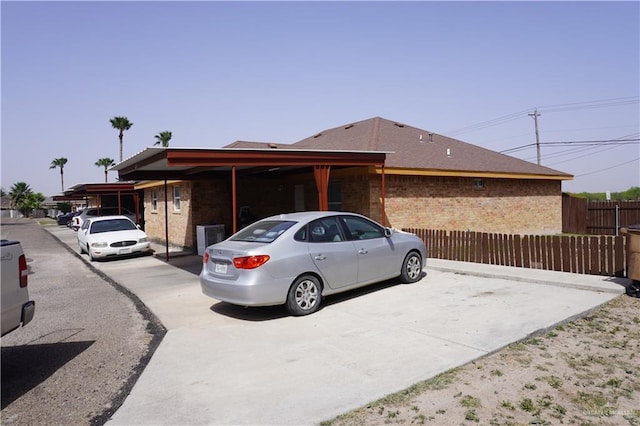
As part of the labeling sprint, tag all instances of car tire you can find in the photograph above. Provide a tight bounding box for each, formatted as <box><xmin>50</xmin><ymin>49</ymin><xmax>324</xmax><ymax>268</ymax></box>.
<box><xmin>79</xmin><ymin>242</ymin><xmax>85</xmax><ymax>254</ymax></box>
<box><xmin>286</xmin><ymin>275</ymin><xmax>322</xmax><ymax>316</ymax></box>
<box><xmin>627</xmin><ymin>280</ymin><xmax>640</xmax><ymax>298</ymax></box>
<box><xmin>88</xmin><ymin>245</ymin><xmax>96</xmax><ymax>261</ymax></box>
<box><xmin>400</xmin><ymin>252</ymin><xmax>422</xmax><ymax>284</ymax></box>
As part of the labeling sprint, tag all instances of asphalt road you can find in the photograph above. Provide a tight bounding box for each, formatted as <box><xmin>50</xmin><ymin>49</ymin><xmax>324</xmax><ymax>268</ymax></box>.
<box><xmin>0</xmin><ymin>218</ymin><xmax>165</xmax><ymax>425</ymax></box>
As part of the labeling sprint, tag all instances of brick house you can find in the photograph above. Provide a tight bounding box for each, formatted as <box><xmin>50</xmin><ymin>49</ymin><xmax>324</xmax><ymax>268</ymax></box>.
<box><xmin>114</xmin><ymin>117</ymin><xmax>572</xmax><ymax>251</ymax></box>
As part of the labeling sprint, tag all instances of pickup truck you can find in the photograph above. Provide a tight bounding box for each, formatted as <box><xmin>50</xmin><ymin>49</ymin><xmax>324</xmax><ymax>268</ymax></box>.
<box><xmin>1</xmin><ymin>239</ymin><xmax>35</xmax><ymax>336</ymax></box>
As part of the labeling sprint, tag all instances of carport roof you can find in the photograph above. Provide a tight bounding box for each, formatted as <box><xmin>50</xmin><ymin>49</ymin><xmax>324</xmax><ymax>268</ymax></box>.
<box><xmin>111</xmin><ymin>147</ymin><xmax>389</xmax><ymax>181</ymax></box>
<box><xmin>52</xmin><ymin>182</ymin><xmax>137</xmax><ymax>200</ymax></box>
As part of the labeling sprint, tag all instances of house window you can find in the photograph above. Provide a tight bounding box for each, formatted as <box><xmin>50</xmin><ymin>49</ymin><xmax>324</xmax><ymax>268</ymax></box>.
<box><xmin>328</xmin><ymin>182</ymin><xmax>342</xmax><ymax>211</ymax></box>
<box><xmin>151</xmin><ymin>190</ymin><xmax>158</xmax><ymax>211</ymax></box>
<box><xmin>473</xmin><ymin>179</ymin><xmax>485</xmax><ymax>190</ymax></box>
<box><xmin>173</xmin><ymin>186</ymin><xmax>181</xmax><ymax>211</ymax></box>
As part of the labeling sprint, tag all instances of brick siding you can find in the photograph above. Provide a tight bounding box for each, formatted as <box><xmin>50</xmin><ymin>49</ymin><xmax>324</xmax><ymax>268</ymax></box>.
<box><xmin>380</xmin><ymin>175</ymin><xmax>562</xmax><ymax>234</ymax></box>
<box><xmin>141</xmin><ymin>173</ymin><xmax>563</xmax><ymax>250</ymax></box>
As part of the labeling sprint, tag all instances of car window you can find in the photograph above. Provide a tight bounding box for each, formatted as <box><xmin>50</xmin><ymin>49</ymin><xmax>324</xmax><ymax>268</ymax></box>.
<box><xmin>341</xmin><ymin>216</ymin><xmax>384</xmax><ymax>240</ymax></box>
<box><xmin>230</xmin><ymin>220</ymin><xmax>295</xmax><ymax>243</ymax></box>
<box><xmin>81</xmin><ymin>220</ymin><xmax>90</xmax><ymax>231</ymax></box>
<box><xmin>306</xmin><ymin>217</ymin><xmax>344</xmax><ymax>243</ymax></box>
<box><xmin>90</xmin><ymin>219</ymin><xmax>138</xmax><ymax>234</ymax></box>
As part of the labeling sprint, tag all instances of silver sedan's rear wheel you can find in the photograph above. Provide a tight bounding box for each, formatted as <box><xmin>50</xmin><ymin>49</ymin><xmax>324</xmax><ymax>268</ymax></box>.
<box><xmin>400</xmin><ymin>252</ymin><xmax>422</xmax><ymax>283</ymax></box>
<box><xmin>286</xmin><ymin>275</ymin><xmax>322</xmax><ymax>316</ymax></box>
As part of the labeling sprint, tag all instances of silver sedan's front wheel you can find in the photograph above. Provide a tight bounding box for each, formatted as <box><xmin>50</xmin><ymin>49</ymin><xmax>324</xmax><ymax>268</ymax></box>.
<box><xmin>400</xmin><ymin>252</ymin><xmax>422</xmax><ymax>283</ymax></box>
<box><xmin>286</xmin><ymin>275</ymin><xmax>322</xmax><ymax>316</ymax></box>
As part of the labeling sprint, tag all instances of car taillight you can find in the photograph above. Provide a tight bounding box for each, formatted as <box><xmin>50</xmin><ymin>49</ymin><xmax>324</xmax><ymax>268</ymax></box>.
<box><xmin>233</xmin><ymin>255</ymin><xmax>270</xmax><ymax>269</ymax></box>
<box><xmin>19</xmin><ymin>254</ymin><xmax>28</xmax><ymax>288</ymax></box>
<box><xmin>202</xmin><ymin>252</ymin><xmax>209</xmax><ymax>264</ymax></box>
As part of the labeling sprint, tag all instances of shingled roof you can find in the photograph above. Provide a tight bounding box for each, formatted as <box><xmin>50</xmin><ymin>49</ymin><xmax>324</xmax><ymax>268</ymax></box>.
<box><xmin>290</xmin><ymin>117</ymin><xmax>571</xmax><ymax>179</ymax></box>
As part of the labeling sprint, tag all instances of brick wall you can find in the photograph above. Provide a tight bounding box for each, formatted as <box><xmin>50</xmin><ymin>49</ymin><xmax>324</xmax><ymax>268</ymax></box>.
<box><xmin>141</xmin><ymin>173</ymin><xmax>563</xmax><ymax>249</ymax></box>
<box><xmin>143</xmin><ymin>182</ymin><xmax>193</xmax><ymax>250</ymax></box>
<box><xmin>380</xmin><ymin>175</ymin><xmax>562</xmax><ymax>234</ymax></box>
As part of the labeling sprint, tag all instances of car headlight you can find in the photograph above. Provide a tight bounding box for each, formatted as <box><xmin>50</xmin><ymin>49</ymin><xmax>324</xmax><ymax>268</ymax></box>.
<box><xmin>91</xmin><ymin>242</ymin><xmax>108</xmax><ymax>248</ymax></box>
<box><xmin>139</xmin><ymin>237</ymin><xmax>149</xmax><ymax>243</ymax></box>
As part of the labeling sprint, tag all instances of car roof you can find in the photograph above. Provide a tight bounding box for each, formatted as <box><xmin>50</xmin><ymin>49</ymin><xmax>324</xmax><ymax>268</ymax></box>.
<box><xmin>87</xmin><ymin>215</ymin><xmax>133</xmax><ymax>223</ymax></box>
<box><xmin>260</xmin><ymin>211</ymin><xmax>365</xmax><ymax>222</ymax></box>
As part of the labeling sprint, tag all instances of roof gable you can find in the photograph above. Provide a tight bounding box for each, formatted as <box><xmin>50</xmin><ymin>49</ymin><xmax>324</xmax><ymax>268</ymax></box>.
<box><xmin>293</xmin><ymin>117</ymin><xmax>571</xmax><ymax>178</ymax></box>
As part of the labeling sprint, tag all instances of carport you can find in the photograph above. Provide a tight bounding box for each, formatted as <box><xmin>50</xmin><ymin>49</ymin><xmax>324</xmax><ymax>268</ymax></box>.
<box><xmin>111</xmin><ymin>147</ymin><xmax>388</xmax><ymax>257</ymax></box>
<box><xmin>53</xmin><ymin>182</ymin><xmax>141</xmax><ymax>223</ymax></box>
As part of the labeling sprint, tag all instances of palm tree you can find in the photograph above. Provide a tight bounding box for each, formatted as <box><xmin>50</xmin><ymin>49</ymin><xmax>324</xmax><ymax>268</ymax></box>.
<box><xmin>109</xmin><ymin>116</ymin><xmax>133</xmax><ymax>162</ymax></box>
<box><xmin>154</xmin><ymin>131</ymin><xmax>172</xmax><ymax>147</ymax></box>
<box><xmin>9</xmin><ymin>182</ymin><xmax>32</xmax><ymax>212</ymax></box>
<box><xmin>95</xmin><ymin>158</ymin><xmax>116</xmax><ymax>183</ymax></box>
<box><xmin>49</xmin><ymin>157</ymin><xmax>68</xmax><ymax>191</ymax></box>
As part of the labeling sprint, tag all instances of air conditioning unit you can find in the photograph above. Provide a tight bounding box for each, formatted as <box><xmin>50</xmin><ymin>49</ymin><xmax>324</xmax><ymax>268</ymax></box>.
<box><xmin>196</xmin><ymin>225</ymin><xmax>225</xmax><ymax>255</ymax></box>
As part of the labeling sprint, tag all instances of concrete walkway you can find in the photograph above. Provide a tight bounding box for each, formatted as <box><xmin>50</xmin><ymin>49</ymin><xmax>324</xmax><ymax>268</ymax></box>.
<box><xmin>46</xmin><ymin>225</ymin><xmax>627</xmax><ymax>425</ymax></box>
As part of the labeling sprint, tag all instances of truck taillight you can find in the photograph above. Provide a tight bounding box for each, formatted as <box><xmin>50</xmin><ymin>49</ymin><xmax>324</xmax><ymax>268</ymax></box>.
<box><xmin>19</xmin><ymin>254</ymin><xmax>28</xmax><ymax>287</ymax></box>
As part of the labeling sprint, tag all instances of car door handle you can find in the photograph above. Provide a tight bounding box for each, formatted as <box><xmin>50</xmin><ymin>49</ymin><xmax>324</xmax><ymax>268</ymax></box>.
<box><xmin>314</xmin><ymin>254</ymin><xmax>326</xmax><ymax>261</ymax></box>
<box><xmin>358</xmin><ymin>249</ymin><xmax>368</xmax><ymax>254</ymax></box>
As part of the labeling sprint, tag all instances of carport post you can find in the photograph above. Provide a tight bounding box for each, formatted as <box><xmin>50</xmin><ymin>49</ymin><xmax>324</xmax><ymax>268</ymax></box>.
<box><xmin>232</xmin><ymin>166</ymin><xmax>237</xmax><ymax>234</ymax></box>
<box><xmin>164</xmin><ymin>180</ymin><xmax>169</xmax><ymax>262</ymax></box>
<box><xmin>381</xmin><ymin>164</ymin><xmax>386</xmax><ymax>227</ymax></box>
<box><xmin>314</xmin><ymin>165</ymin><xmax>330</xmax><ymax>211</ymax></box>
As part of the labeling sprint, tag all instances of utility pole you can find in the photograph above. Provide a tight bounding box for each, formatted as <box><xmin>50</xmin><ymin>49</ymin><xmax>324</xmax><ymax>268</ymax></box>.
<box><xmin>528</xmin><ymin>109</ymin><xmax>541</xmax><ymax>165</ymax></box>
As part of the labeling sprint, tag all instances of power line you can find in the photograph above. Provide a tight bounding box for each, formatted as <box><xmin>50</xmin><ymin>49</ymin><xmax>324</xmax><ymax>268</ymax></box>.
<box><xmin>542</xmin><ymin>138</ymin><xmax>639</xmax><ymax>146</ymax></box>
<box><xmin>545</xmin><ymin>144</ymin><xmax>631</xmax><ymax>166</ymax></box>
<box><xmin>445</xmin><ymin>96</ymin><xmax>639</xmax><ymax>137</ymax></box>
<box><xmin>500</xmin><ymin>138</ymin><xmax>639</xmax><ymax>154</ymax></box>
<box><xmin>536</xmin><ymin>96</ymin><xmax>639</xmax><ymax>114</ymax></box>
<box><xmin>575</xmin><ymin>157</ymin><xmax>640</xmax><ymax>177</ymax></box>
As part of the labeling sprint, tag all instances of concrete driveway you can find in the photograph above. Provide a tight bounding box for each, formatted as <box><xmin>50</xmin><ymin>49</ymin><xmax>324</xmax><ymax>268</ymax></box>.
<box><xmin>46</xmin><ymin>225</ymin><xmax>626</xmax><ymax>425</ymax></box>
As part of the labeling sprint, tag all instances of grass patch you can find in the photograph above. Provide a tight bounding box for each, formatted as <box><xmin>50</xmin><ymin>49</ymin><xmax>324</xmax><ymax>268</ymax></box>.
<box><xmin>519</xmin><ymin>398</ymin><xmax>536</xmax><ymax>413</ymax></box>
<box><xmin>500</xmin><ymin>401</ymin><xmax>515</xmax><ymax>411</ymax></box>
<box><xmin>372</xmin><ymin>369</ymin><xmax>460</xmax><ymax>406</ymax></box>
<box><xmin>573</xmin><ymin>391</ymin><xmax>613</xmax><ymax>415</ymax></box>
<box><xmin>459</xmin><ymin>395</ymin><xmax>481</xmax><ymax>408</ymax></box>
<box><xmin>320</xmin><ymin>368</ymin><xmax>461</xmax><ymax>424</ymax></box>
<box><xmin>465</xmin><ymin>409</ymin><xmax>480</xmax><ymax>422</ymax></box>
<box><xmin>537</xmin><ymin>375</ymin><xmax>563</xmax><ymax>389</ymax></box>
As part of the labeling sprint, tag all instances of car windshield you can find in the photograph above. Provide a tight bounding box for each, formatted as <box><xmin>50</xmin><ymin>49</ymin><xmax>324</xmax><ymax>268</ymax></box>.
<box><xmin>90</xmin><ymin>219</ymin><xmax>137</xmax><ymax>234</ymax></box>
<box><xmin>230</xmin><ymin>220</ymin><xmax>295</xmax><ymax>243</ymax></box>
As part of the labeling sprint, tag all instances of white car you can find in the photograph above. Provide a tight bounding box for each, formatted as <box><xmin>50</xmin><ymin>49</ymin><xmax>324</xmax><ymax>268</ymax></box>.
<box><xmin>72</xmin><ymin>207</ymin><xmax>137</xmax><ymax>231</ymax></box>
<box><xmin>77</xmin><ymin>215</ymin><xmax>150</xmax><ymax>261</ymax></box>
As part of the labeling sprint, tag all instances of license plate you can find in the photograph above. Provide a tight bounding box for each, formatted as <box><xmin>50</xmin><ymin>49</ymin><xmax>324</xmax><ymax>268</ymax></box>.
<box><xmin>118</xmin><ymin>248</ymin><xmax>132</xmax><ymax>255</ymax></box>
<box><xmin>215</xmin><ymin>263</ymin><xmax>227</xmax><ymax>274</ymax></box>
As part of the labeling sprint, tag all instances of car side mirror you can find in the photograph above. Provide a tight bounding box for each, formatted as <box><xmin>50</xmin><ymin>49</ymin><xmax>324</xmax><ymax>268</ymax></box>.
<box><xmin>384</xmin><ymin>228</ymin><xmax>393</xmax><ymax>238</ymax></box>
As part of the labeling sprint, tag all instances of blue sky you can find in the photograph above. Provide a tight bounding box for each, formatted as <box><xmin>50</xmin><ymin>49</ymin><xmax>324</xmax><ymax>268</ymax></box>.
<box><xmin>2</xmin><ymin>1</ymin><xmax>639</xmax><ymax>197</ymax></box>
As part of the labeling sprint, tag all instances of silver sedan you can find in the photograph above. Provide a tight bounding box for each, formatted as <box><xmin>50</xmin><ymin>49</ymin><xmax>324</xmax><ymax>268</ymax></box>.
<box><xmin>200</xmin><ymin>211</ymin><xmax>427</xmax><ymax>315</ymax></box>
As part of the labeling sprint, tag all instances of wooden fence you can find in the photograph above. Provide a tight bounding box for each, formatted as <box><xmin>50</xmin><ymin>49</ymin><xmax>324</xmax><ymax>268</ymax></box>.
<box><xmin>563</xmin><ymin>195</ymin><xmax>640</xmax><ymax>235</ymax></box>
<box><xmin>404</xmin><ymin>228</ymin><xmax>627</xmax><ymax>277</ymax></box>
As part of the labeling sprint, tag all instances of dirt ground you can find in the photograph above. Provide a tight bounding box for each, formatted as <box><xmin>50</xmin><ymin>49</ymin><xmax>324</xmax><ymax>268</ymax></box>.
<box><xmin>325</xmin><ymin>294</ymin><xmax>640</xmax><ymax>426</ymax></box>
